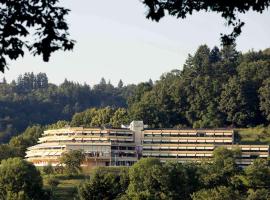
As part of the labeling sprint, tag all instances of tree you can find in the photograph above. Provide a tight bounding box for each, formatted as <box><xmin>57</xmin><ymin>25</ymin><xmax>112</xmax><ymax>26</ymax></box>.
<box><xmin>163</xmin><ymin>162</ymin><xmax>201</xmax><ymax>200</ymax></box>
<box><xmin>0</xmin><ymin>157</ymin><xmax>46</xmax><ymax>200</ymax></box>
<box><xmin>0</xmin><ymin>72</ymin><xmax>128</xmax><ymax>143</ymax></box>
<box><xmin>125</xmin><ymin>158</ymin><xmax>169</xmax><ymax>200</ymax></box>
<box><xmin>219</xmin><ymin>76</ymin><xmax>256</xmax><ymax>126</ymax></box>
<box><xmin>259</xmin><ymin>78</ymin><xmax>270</xmax><ymax>121</ymax></box>
<box><xmin>8</xmin><ymin>125</ymin><xmax>44</xmax><ymax>158</ymax></box>
<box><xmin>90</xmin><ymin>107</ymin><xmax>114</xmax><ymax>127</ymax></box>
<box><xmin>244</xmin><ymin>158</ymin><xmax>270</xmax><ymax>189</ymax></box>
<box><xmin>118</xmin><ymin>79</ymin><xmax>124</xmax><ymax>88</ymax></box>
<box><xmin>77</xmin><ymin>167</ymin><xmax>129</xmax><ymax>200</ymax></box>
<box><xmin>0</xmin><ymin>144</ymin><xmax>20</xmax><ymax>162</ymax></box>
<box><xmin>60</xmin><ymin>150</ymin><xmax>85</xmax><ymax>175</ymax></box>
<box><xmin>142</xmin><ymin>0</ymin><xmax>270</xmax><ymax>45</ymax></box>
<box><xmin>46</xmin><ymin>120</ymin><xmax>69</xmax><ymax>129</ymax></box>
<box><xmin>200</xmin><ymin>147</ymin><xmax>240</xmax><ymax>188</ymax></box>
<box><xmin>246</xmin><ymin>189</ymin><xmax>270</xmax><ymax>200</ymax></box>
<box><xmin>0</xmin><ymin>0</ymin><xmax>74</xmax><ymax>72</ymax></box>
<box><xmin>46</xmin><ymin>177</ymin><xmax>59</xmax><ymax>197</ymax></box>
<box><xmin>110</xmin><ymin>108</ymin><xmax>130</xmax><ymax>128</ymax></box>
<box><xmin>43</xmin><ymin>163</ymin><xmax>54</xmax><ymax>175</ymax></box>
<box><xmin>191</xmin><ymin>186</ymin><xmax>243</xmax><ymax>200</ymax></box>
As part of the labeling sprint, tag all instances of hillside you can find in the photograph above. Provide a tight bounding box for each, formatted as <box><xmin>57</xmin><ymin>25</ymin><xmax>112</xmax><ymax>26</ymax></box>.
<box><xmin>0</xmin><ymin>74</ymin><xmax>136</xmax><ymax>142</ymax></box>
<box><xmin>1</xmin><ymin>45</ymin><xmax>270</xmax><ymax>144</ymax></box>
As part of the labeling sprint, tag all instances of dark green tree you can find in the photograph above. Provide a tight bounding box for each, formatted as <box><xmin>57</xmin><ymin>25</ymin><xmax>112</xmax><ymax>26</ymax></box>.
<box><xmin>78</xmin><ymin>167</ymin><xmax>129</xmax><ymax>200</ymax></box>
<box><xmin>219</xmin><ymin>76</ymin><xmax>257</xmax><ymax>126</ymax></box>
<box><xmin>191</xmin><ymin>186</ymin><xmax>243</xmax><ymax>200</ymax></box>
<box><xmin>0</xmin><ymin>158</ymin><xmax>46</xmax><ymax>200</ymax></box>
<box><xmin>118</xmin><ymin>79</ymin><xmax>124</xmax><ymax>88</ymax></box>
<box><xmin>163</xmin><ymin>162</ymin><xmax>201</xmax><ymax>200</ymax></box>
<box><xmin>244</xmin><ymin>158</ymin><xmax>270</xmax><ymax>189</ymax></box>
<box><xmin>43</xmin><ymin>163</ymin><xmax>54</xmax><ymax>175</ymax></box>
<box><xmin>246</xmin><ymin>189</ymin><xmax>270</xmax><ymax>200</ymax></box>
<box><xmin>200</xmin><ymin>147</ymin><xmax>241</xmax><ymax>188</ymax></box>
<box><xmin>125</xmin><ymin>158</ymin><xmax>169</xmax><ymax>200</ymax></box>
<box><xmin>60</xmin><ymin>150</ymin><xmax>85</xmax><ymax>175</ymax></box>
<box><xmin>259</xmin><ymin>78</ymin><xmax>270</xmax><ymax>122</ymax></box>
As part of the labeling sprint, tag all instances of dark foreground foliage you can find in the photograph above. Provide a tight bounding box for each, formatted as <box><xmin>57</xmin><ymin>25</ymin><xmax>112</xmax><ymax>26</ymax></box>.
<box><xmin>77</xmin><ymin>148</ymin><xmax>270</xmax><ymax>200</ymax></box>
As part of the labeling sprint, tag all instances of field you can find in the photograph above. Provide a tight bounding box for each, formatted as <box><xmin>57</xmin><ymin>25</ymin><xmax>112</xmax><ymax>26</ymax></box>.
<box><xmin>42</xmin><ymin>168</ymin><xmax>93</xmax><ymax>200</ymax></box>
<box><xmin>42</xmin><ymin>167</ymin><xmax>126</xmax><ymax>200</ymax></box>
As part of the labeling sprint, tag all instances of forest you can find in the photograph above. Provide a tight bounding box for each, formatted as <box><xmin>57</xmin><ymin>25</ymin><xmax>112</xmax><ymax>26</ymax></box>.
<box><xmin>1</xmin><ymin>45</ymin><xmax>270</xmax><ymax>145</ymax></box>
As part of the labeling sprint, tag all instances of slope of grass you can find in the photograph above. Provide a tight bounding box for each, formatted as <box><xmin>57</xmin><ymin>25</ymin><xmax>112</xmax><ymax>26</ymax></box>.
<box><xmin>42</xmin><ymin>166</ymin><xmax>126</xmax><ymax>200</ymax></box>
<box><xmin>236</xmin><ymin>126</ymin><xmax>270</xmax><ymax>144</ymax></box>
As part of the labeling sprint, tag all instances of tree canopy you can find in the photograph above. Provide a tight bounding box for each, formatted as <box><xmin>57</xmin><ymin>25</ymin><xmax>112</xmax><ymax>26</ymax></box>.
<box><xmin>77</xmin><ymin>148</ymin><xmax>270</xmax><ymax>200</ymax></box>
<box><xmin>142</xmin><ymin>0</ymin><xmax>270</xmax><ymax>45</ymax></box>
<box><xmin>0</xmin><ymin>0</ymin><xmax>74</xmax><ymax>72</ymax></box>
<box><xmin>60</xmin><ymin>150</ymin><xmax>85</xmax><ymax>175</ymax></box>
<box><xmin>0</xmin><ymin>74</ymin><xmax>131</xmax><ymax>142</ymax></box>
<box><xmin>0</xmin><ymin>157</ymin><xmax>46</xmax><ymax>200</ymax></box>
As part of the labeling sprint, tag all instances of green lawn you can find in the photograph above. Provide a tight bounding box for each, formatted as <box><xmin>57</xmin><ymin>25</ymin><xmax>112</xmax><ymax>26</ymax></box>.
<box><xmin>53</xmin><ymin>177</ymin><xmax>85</xmax><ymax>200</ymax></box>
<box><xmin>236</xmin><ymin>126</ymin><xmax>270</xmax><ymax>144</ymax></box>
<box><xmin>42</xmin><ymin>168</ymin><xmax>93</xmax><ymax>200</ymax></box>
<box><xmin>42</xmin><ymin>167</ymin><xmax>125</xmax><ymax>200</ymax></box>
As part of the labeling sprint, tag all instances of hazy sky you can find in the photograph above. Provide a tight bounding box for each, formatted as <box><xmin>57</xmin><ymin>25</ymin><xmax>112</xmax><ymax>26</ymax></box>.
<box><xmin>1</xmin><ymin>1</ymin><xmax>270</xmax><ymax>86</ymax></box>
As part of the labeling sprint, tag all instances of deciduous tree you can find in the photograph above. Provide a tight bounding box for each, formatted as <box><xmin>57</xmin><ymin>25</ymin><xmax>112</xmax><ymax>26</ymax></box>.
<box><xmin>142</xmin><ymin>0</ymin><xmax>270</xmax><ymax>45</ymax></box>
<box><xmin>0</xmin><ymin>0</ymin><xmax>74</xmax><ymax>72</ymax></box>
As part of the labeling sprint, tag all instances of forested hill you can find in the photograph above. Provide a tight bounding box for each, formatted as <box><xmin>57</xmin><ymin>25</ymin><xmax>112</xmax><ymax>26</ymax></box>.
<box><xmin>129</xmin><ymin>45</ymin><xmax>270</xmax><ymax>129</ymax></box>
<box><xmin>1</xmin><ymin>45</ymin><xmax>270</xmax><ymax>143</ymax></box>
<box><xmin>0</xmin><ymin>74</ymin><xmax>136</xmax><ymax>143</ymax></box>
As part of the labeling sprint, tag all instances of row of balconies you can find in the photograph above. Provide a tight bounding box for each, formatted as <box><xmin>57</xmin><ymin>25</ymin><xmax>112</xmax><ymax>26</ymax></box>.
<box><xmin>143</xmin><ymin>139</ymin><xmax>232</xmax><ymax>144</ymax></box>
<box><xmin>142</xmin><ymin>153</ymin><xmax>267</xmax><ymax>159</ymax></box>
<box><xmin>143</xmin><ymin>133</ymin><xmax>232</xmax><ymax>138</ymax></box>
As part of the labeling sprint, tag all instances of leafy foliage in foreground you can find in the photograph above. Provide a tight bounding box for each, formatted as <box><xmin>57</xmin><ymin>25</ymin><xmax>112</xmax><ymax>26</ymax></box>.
<box><xmin>77</xmin><ymin>148</ymin><xmax>270</xmax><ymax>200</ymax></box>
<box><xmin>142</xmin><ymin>0</ymin><xmax>270</xmax><ymax>45</ymax></box>
<box><xmin>60</xmin><ymin>150</ymin><xmax>85</xmax><ymax>175</ymax></box>
<box><xmin>0</xmin><ymin>157</ymin><xmax>49</xmax><ymax>200</ymax></box>
<box><xmin>0</xmin><ymin>0</ymin><xmax>74</xmax><ymax>72</ymax></box>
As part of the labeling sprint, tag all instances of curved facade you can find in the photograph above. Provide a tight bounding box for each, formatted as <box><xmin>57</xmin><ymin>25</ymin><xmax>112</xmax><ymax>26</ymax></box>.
<box><xmin>26</xmin><ymin>127</ymin><xmax>138</xmax><ymax>167</ymax></box>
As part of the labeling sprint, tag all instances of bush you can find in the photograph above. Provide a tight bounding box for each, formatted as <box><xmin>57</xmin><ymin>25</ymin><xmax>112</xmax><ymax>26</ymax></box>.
<box><xmin>43</xmin><ymin>163</ymin><xmax>54</xmax><ymax>175</ymax></box>
<box><xmin>60</xmin><ymin>150</ymin><xmax>85</xmax><ymax>175</ymax></box>
<box><xmin>0</xmin><ymin>157</ymin><xmax>47</xmax><ymax>200</ymax></box>
<box><xmin>77</xmin><ymin>167</ymin><xmax>129</xmax><ymax>200</ymax></box>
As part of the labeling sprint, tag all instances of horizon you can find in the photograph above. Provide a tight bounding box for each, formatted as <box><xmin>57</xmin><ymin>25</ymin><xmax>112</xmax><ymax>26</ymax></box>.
<box><xmin>2</xmin><ymin>46</ymin><xmax>269</xmax><ymax>87</ymax></box>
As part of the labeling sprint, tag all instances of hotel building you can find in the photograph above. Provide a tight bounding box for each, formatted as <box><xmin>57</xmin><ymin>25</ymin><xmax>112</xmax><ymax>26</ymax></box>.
<box><xmin>25</xmin><ymin>121</ymin><xmax>269</xmax><ymax>167</ymax></box>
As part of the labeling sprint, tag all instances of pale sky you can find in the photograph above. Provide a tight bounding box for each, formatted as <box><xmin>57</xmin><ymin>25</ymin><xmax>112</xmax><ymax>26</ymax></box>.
<box><xmin>1</xmin><ymin>1</ymin><xmax>270</xmax><ymax>86</ymax></box>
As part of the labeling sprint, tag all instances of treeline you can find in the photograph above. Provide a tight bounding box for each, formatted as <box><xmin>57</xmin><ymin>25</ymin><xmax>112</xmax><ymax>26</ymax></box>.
<box><xmin>0</xmin><ymin>73</ymin><xmax>136</xmax><ymax>142</ymax></box>
<box><xmin>60</xmin><ymin>45</ymin><xmax>270</xmax><ymax>130</ymax></box>
<box><xmin>1</xmin><ymin>45</ymin><xmax>270</xmax><ymax>143</ymax></box>
<box><xmin>0</xmin><ymin>107</ymin><xmax>132</xmax><ymax>161</ymax></box>
<box><xmin>128</xmin><ymin>45</ymin><xmax>270</xmax><ymax>128</ymax></box>
<box><xmin>77</xmin><ymin>148</ymin><xmax>270</xmax><ymax>200</ymax></box>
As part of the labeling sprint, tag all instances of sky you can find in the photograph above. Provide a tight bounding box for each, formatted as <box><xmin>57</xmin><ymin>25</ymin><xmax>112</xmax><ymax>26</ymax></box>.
<box><xmin>1</xmin><ymin>0</ymin><xmax>270</xmax><ymax>86</ymax></box>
